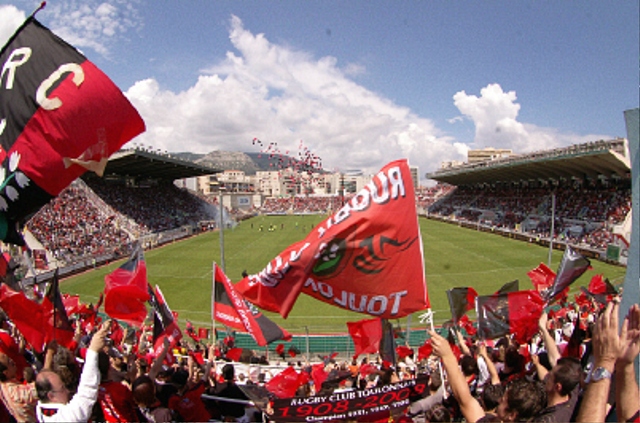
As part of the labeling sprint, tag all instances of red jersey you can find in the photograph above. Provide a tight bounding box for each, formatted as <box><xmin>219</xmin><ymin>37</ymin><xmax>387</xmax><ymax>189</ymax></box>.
<box><xmin>98</xmin><ymin>380</ymin><xmax>139</xmax><ymax>422</ymax></box>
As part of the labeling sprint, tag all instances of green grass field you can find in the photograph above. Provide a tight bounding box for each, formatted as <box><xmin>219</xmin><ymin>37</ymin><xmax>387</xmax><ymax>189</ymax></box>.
<box><xmin>61</xmin><ymin>216</ymin><xmax>627</xmax><ymax>334</ymax></box>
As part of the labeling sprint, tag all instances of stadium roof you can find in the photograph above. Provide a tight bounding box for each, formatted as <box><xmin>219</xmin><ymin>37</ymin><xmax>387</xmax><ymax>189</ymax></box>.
<box><xmin>100</xmin><ymin>149</ymin><xmax>221</xmax><ymax>181</ymax></box>
<box><xmin>427</xmin><ymin>138</ymin><xmax>631</xmax><ymax>186</ymax></box>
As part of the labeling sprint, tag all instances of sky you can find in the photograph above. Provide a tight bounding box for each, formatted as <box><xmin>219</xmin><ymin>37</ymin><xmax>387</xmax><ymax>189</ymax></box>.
<box><xmin>1</xmin><ymin>1</ymin><xmax>638</xmax><ymax>183</ymax></box>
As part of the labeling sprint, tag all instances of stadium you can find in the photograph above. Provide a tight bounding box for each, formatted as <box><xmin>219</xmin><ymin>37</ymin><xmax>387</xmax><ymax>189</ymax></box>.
<box><xmin>1</xmin><ymin>136</ymin><xmax>631</xmax><ymax>354</ymax></box>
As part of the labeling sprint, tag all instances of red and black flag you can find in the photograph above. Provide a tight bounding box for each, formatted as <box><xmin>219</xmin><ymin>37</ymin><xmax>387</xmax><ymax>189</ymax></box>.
<box><xmin>347</xmin><ymin>317</ymin><xmax>383</xmax><ymax>358</ymax></box>
<box><xmin>148</xmin><ymin>284</ymin><xmax>182</xmax><ymax>355</ymax></box>
<box><xmin>580</xmin><ymin>274</ymin><xmax>618</xmax><ymax>306</ymax></box>
<box><xmin>235</xmin><ymin>160</ymin><xmax>429</xmax><ymax>319</ymax></box>
<box><xmin>212</xmin><ymin>263</ymin><xmax>290</xmax><ymax>347</ymax></box>
<box><xmin>476</xmin><ymin>290</ymin><xmax>544</xmax><ymax>344</ymax></box>
<box><xmin>185</xmin><ymin>320</ymin><xmax>200</xmax><ymax>343</ymax></box>
<box><xmin>446</xmin><ymin>287</ymin><xmax>478</xmax><ymax>323</ymax></box>
<box><xmin>545</xmin><ymin>245</ymin><xmax>591</xmax><ymax>303</ymax></box>
<box><xmin>104</xmin><ymin>245</ymin><xmax>150</xmax><ymax>327</ymax></box>
<box><xmin>42</xmin><ymin>269</ymin><xmax>74</xmax><ymax>348</ymax></box>
<box><xmin>0</xmin><ymin>16</ymin><xmax>145</xmax><ymax>244</ymax></box>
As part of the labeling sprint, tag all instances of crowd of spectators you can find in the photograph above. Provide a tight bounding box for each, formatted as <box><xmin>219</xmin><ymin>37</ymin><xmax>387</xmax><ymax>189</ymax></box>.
<box><xmin>26</xmin><ymin>186</ymin><xmax>133</xmax><ymax>264</ymax></box>
<box><xmin>429</xmin><ymin>178</ymin><xmax>631</xmax><ymax>251</ymax></box>
<box><xmin>0</xmin><ymin>286</ymin><xmax>637</xmax><ymax>422</ymax></box>
<box><xmin>25</xmin><ymin>179</ymin><xmax>219</xmax><ymax>265</ymax></box>
<box><xmin>85</xmin><ymin>179</ymin><xmax>214</xmax><ymax>234</ymax></box>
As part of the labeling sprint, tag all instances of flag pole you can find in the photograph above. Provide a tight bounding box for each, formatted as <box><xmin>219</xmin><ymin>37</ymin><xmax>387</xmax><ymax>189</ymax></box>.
<box><xmin>211</xmin><ymin>262</ymin><xmax>217</xmax><ymax>351</ymax></box>
<box><xmin>29</xmin><ymin>1</ymin><xmax>46</xmax><ymax>18</ymax></box>
<box><xmin>218</xmin><ymin>195</ymin><xmax>225</xmax><ymax>273</ymax></box>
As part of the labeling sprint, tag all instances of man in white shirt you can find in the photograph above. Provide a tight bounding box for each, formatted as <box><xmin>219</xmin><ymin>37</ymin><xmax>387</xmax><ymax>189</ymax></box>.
<box><xmin>35</xmin><ymin>321</ymin><xmax>109</xmax><ymax>422</ymax></box>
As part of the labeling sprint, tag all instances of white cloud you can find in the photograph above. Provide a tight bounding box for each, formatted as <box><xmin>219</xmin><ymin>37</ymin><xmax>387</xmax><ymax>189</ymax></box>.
<box><xmin>127</xmin><ymin>15</ymin><xmax>462</xmax><ymax>179</ymax></box>
<box><xmin>0</xmin><ymin>5</ymin><xmax>26</xmax><ymax>48</ymax></box>
<box><xmin>42</xmin><ymin>0</ymin><xmax>142</xmax><ymax>57</ymax></box>
<box><xmin>453</xmin><ymin>83</ymin><xmax>609</xmax><ymax>153</ymax></box>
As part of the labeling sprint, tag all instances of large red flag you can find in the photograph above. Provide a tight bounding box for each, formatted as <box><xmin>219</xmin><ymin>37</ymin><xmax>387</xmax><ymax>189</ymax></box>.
<box><xmin>347</xmin><ymin>317</ymin><xmax>383</xmax><ymax>357</ymax></box>
<box><xmin>235</xmin><ymin>160</ymin><xmax>428</xmax><ymax>319</ymax></box>
<box><xmin>212</xmin><ymin>263</ymin><xmax>291</xmax><ymax>346</ymax></box>
<box><xmin>476</xmin><ymin>290</ymin><xmax>544</xmax><ymax>344</ymax></box>
<box><xmin>0</xmin><ymin>284</ymin><xmax>46</xmax><ymax>352</ymax></box>
<box><xmin>0</xmin><ymin>17</ymin><xmax>145</xmax><ymax>245</ymax></box>
<box><xmin>527</xmin><ymin>262</ymin><xmax>556</xmax><ymax>293</ymax></box>
<box><xmin>104</xmin><ymin>246</ymin><xmax>150</xmax><ymax>327</ymax></box>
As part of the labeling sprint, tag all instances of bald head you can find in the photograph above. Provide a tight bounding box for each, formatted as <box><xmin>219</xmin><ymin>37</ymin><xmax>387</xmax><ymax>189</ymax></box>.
<box><xmin>36</xmin><ymin>370</ymin><xmax>70</xmax><ymax>404</ymax></box>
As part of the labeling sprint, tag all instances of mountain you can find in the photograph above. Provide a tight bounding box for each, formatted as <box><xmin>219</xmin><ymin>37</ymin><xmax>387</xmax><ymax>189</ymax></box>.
<box><xmin>172</xmin><ymin>151</ymin><xmax>324</xmax><ymax>175</ymax></box>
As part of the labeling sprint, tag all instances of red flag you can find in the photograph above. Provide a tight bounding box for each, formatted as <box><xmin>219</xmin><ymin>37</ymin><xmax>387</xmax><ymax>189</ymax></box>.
<box><xmin>197</xmin><ymin>327</ymin><xmax>209</xmax><ymax>340</ymax></box>
<box><xmin>226</xmin><ymin>347</ymin><xmax>243</xmax><ymax>362</ymax></box>
<box><xmin>276</xmin><ymin>343</ymin><xmax>285</xmax><ymax>357</ymax></box>
<box><xmin>347</xmin><ymin>317</ymin><xmax>383</xmax><ymax>357</ymax></box>
<box><xmin>148</xmin><ymin>284</ymin><xmax>182</xmax><ymax>355</ymax></box>
<box><xmin>0</xmin><ymin>284</ymin><xmax>46</xmax><ymax>352</ymax></box>
<box><xmin>62</xmin><ymin>294</ymin><xmax>81</xmax><ymax>315</ymax></box>
<box><xmin>266</xmin><ymin>366</ymin><xmax>305</xmax><ymax>398</ymax></box>
<box><xmin>458</xmin><ymin>314</ymin><xmax>477</xmax><ymax>336</ymax></box>
<box><xmin>446</xmin><ymin>287</ymin><xmax>478</xmax><ymax>323</ymax></box>
<box><xmin>527</xmin><ymin>263</ymin><xmax>556</xmax><ymax>293</ymax></box>
<box><xmin>417</xmin><ymin>340</ymin><xmax>433</xmax><ymax>361</ymax></box>
<box><xmin>104</xmin><ymin>246</ymin><xmax>150</xmax><ymax>327</ymax></box>
<box><xmin>0</xmin><ymin>17</ymin><xmax>145</xmax><ymax>245</ymax></box>
<box><xmin>545</xmin><ymin>246</ymin><xmax>591</xmax><ymax>303</ymax></box>
<box><xmin>235</xmin><ymin>160</ymin><xmax>429</xmax><ymax>319</ymax></box>
<box><xmin>186</xmin><ymin>320</ymin><xmax>200</xmax><ymax>343</ymax></box>
<box><xmin>396</xmin><ymin>345</ymin><xmax>413</xmax><ymax>360</ymax></box>
<box><xmin>212</xmin><ymin>263</ymin><xmax>290</xmax><ymax>346</ymax></box>
<box><xmin>311</xmin><ymin>363</ymin><xmax>328</xmax><ymax>388</ymax></box>
<box><xmin>476</xmin><ymin>290</ymin><xmax>545</xmax><ymax>344</ymax></box>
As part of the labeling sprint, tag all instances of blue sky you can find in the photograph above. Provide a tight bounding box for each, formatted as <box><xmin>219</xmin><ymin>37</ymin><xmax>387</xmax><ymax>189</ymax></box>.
<box><xmin>1</xmin><ymin>1</ymin><xmax>638</xmax><ymax>182</ymax></box>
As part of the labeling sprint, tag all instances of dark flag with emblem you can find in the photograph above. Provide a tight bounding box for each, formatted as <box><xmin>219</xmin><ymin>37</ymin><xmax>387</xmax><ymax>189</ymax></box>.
<box><xmin>446</xmin><ymin>287</ymin><xmax>478</xmax><ymax>323</ymax></box>
<box><xmin>212</xmin><ymin>263</ymin><xmax>291</xmax><ymax>346</ymax></box>
<box><xmin>545</xmin><ymin>245</ymin><xmax>591</xmax><ymax>303</ymax></box>
<box><xmin>0</xmin><ymin>16</ymin><xmax>145</xmax><ymax>244</ymax></box>
<box><xmin>104</xmin><ymin>245</ymin><xmax>150</xmax><ymax>327</ymax></box>
<box><xmin>235</xmin><ymin>159</ymin><xmax>429</xmax><ymax>319</ymax></box>
<box><xmin>148</xmin><ymin>284</ymin><xmax>182</xmax><ymax>355</ymax></box>
<box><xmin>476</xmin><ymin>290</ymin><xmax>544</xmax><ymax>344</ymax></box>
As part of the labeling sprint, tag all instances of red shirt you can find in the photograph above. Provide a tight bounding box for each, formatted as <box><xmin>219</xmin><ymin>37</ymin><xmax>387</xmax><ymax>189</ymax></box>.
<box><xmin>98</xmin><ymin>380</ymin><xmax>139</xmax><ymax>422</ymax></box>
<box><xmin>167</xmin><ymin>383</ymin><xmax>212</xmax><ymax>422</ymax></box>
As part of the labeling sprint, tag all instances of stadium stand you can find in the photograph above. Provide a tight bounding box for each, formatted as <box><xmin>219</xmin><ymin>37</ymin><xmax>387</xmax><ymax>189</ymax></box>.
<box><xmin>426</xmin><ymin>138</ymin><xmax>632</xmax><ymax>258</ymax></box>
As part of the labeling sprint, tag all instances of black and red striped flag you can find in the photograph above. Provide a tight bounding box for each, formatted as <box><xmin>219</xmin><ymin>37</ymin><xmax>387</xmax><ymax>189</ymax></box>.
<box><xmin>148</xmin><ymin>284</ymin><xmax>182</xmax><ymax>355</ymax></box>
<box><xmin>476</xmin><ymin>290</ymin><xmax>544</xmax><ymax>344</ymax></box>
<box><xmin>446</xmin><ymin>287</ymin><xmax>478</xmax><ymax>323</ymax></box>
<box><xmin>0</xmin><ymin>17</ymin><xmax>145</xmax><ymax>244</ymax></box>
<box><xmin>545</xmin><ymin>245</ymin><xmax>591</xmax><ymax>303</ymax></box>
<box><xmin>212</xmin><ymin>263</ymin><xmax>291</xmax><ymax>347</ymax></box>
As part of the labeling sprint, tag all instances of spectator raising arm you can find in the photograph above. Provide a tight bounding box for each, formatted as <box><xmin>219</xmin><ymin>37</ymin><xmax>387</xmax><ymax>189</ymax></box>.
<box><xmin>429</xmin><ymin>330</ymin><xmax>486</xmax><ymax>423</ymax></box>
<box><xmin>615</xmin><ymin>303</ymin><xmax>640</xmax><ymax>422</ymax></box>
<box><xmin>576</xmin><ymin>301</ymin><xmax>623</xmax><ymax>422</ymax></box>
<box><xmin>538</xmin><ymin>311</ymin><xmax>561</xmax><ymax>367</ymax></box>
